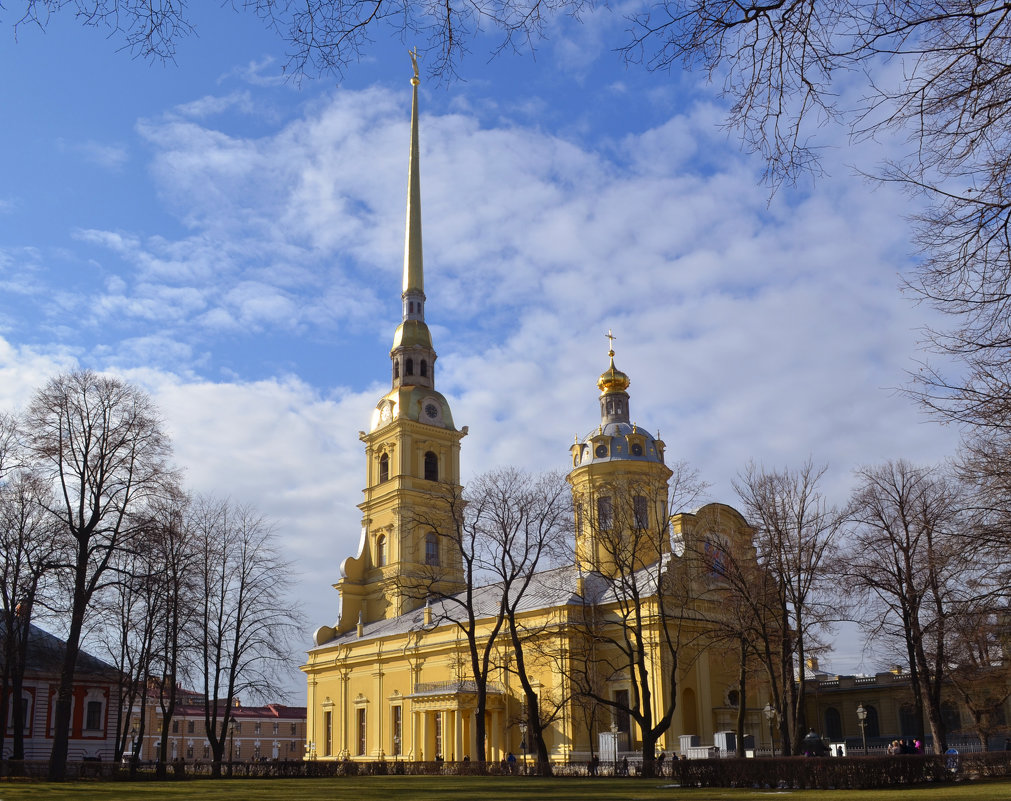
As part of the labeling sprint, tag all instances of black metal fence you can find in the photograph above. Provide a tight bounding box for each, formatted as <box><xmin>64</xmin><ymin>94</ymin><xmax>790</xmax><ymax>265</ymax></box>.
<box><xmin>3</xmin><ymin>751</ymin><xmax>1011</xmax><ymax>788</ymax></box>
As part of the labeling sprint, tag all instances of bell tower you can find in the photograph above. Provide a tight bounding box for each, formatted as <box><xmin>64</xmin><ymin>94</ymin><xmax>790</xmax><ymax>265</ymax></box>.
<box><xmin>567</xmin><ymin>333</ymin><xmax>673</xmax><ymax>576</ymax></box>
<box><xmin>333</xmin><ymin>55</ymin><xmax>467</xmax><ymax>633</ymax></box>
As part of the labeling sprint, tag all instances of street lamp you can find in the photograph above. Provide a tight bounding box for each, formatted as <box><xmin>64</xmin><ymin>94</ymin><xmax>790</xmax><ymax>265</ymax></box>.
<box><xmin>519</xmin><ymin>721</ymin><xmax>528</xmax><ymax>775</ymax></box>
<box><xmin>763</xmin><ymin>704</ymin><xmax>778</xmax><ymax>757</ymax></box>
<box><xmin>856</xmin><ymin>704</ymin><xmax>868</xmax><ymax>755</ymax></box>
<box><xmin>229</xmin><ymin>720</ymin><xmax>238</xmax><ymax>763</ymax></box>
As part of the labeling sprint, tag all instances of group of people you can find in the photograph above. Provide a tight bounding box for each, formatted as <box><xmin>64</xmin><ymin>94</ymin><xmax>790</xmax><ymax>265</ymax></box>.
<box><xmin>886</xmin><ymin>739</ymin><xmax>922</xmax><ymax>755</ymax></box>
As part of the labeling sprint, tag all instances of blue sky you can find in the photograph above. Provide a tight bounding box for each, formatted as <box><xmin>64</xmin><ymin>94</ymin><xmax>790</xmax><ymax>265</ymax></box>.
<box><xmin>1</xmin><ymin>6</ymin><xmax>961</xmax><ymax>694</ymax></box>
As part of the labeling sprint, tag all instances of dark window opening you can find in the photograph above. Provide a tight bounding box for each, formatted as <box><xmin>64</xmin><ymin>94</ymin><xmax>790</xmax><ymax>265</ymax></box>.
<box><xmin>377</xmin><ymin>534</ymin><xmax>387</xmax><ymax>567</ymax></box>
<box><xmin>597</xmin><ymin>497</ymin><xmax>613</xmax><ymax>531</ymax></box>
<box><xmin>425</xmin><ymin>533</ymin><xmax>439</xmax><ymax>566</ymax></box>
<box><xmin>825</xmin><ymin>707</ymin><xmax>843</xmax><ymax>740</ymax></box>
<box><xmin>615</xmin><ymin>689</ymin><xmax>630</xmax><ymax>733</ymax></box>
<box><xmin>379</xmin><ymin>453</ymin><xmax>389</xmax><ymax>483</ymax></box>
<box><xmin>424</xmin><ymin>451</ymin><xmax>438</xmax><ymax>481</ymax></box>
<box><xmin>406</xmin><ymin>358</ymin><xmax>414</xmax><ymax>376</ymax></box>
<box><xmin>420</xmin><ymin>359</ymin><xmax>428</xmax><ymax>377</ymax></box>
<box><xmin>85</xmin><ymin>701</ymin><xmax>102</xmax><ymax>731</ymax></box>
<box><xmin>394</xmin><ymin>361</ymin><xmax>400</xmax><ymax>380</ymax></box>
<box><xmin>633</xmin><ymin>495</ymin><xmax>649</xmax><ymax>529</ymax></box>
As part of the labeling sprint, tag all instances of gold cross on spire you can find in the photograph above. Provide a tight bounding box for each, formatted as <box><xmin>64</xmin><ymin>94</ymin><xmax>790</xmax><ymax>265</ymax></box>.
<box><xmin>605</xmin><ymin>329</ymin><xmax>616</xmax><ymax>357</ymax></box>
<box><xmin>409</xmin><ymin>48</ymin><xmax>419</xmax><ymax>85</ymax></box>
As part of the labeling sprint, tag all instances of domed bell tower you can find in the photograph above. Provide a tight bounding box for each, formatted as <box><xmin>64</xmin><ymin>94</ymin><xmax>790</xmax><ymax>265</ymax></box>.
<box><xmin>567</xmin><ymin>333</ymin><xmax>673</xmax><ymax>576</ymax></box>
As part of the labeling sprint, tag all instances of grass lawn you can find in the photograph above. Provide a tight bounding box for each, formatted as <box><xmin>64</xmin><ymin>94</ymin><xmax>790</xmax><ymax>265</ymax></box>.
<box><xmin>0</xmin><ymin>776</ymin><xmax>1009</xmax><ymax>801</ymax></box>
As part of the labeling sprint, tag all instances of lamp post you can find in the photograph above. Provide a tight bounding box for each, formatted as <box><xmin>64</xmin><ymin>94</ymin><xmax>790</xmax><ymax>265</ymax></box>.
<box><xmin>519</xmin><ymin>721</ymin><xmax>528</xmax><ymax>775</ymax></box>
<box><xmin>856</xmin><ymin>704</ymin><xmax>868</xmax><ymax>755</ymax></box>
<box><xmin>229</xmin><ymin>720</ymin><xmax>238</xmax><ymax>762</ymax></box>
<box><xmin>763</xmin><ymin>704</ymin><xmax>778</xmax><ymax>757</ymax></box>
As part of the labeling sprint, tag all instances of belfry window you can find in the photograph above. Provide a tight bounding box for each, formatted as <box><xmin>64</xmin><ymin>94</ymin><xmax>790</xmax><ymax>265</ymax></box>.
<box><xmin>425</xmin><ymin>533</ymin><xmax>440</xmax><ymax>566</ymax></box>
<box><xmin>394</xmin><ymin>361</ymin><xmax>400</xmax><ymax>380</ymax></box>
<box><xmin>406</xmin><ymin>358</ymin><xmax>414</xmax><ymax>376</ymax></box>
<box><xmin>379</xmin><ymin>453</ymin><xmax>389</xmax><ymax>483</ymax></box>
<box><xmin>633</xmin><ymin>495</ymin><xmax>649</xmax><ymax>530</ymax></box>
<box><xmin>420</xmin><ymin>359</ymin><xmax>428</xmax><ymax>377</ymax></box>
<box><xmin>424</xmin><ymin>451</ymin><xmax>438</xmax><ymax>482</ymax></box>
<box><xmin>597</xmin><ymin>497</ymin><xmax>613</xmax><ymax>531</ymax></box>
<box><xmin>376</xmin><ymin>534</ymin><xmax>386</xmax><ymax>567</ymax></box>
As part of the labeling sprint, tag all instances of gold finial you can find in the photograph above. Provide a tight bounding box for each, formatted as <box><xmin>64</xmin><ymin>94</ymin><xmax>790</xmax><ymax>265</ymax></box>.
<box><xmin>605</xmin><ymin>329</ymin><xmax>616</xmax><ymax>357</ymax></box>
<box><xmin>597</xmin><ymin>329</ymin><xmax>630</xmax><ymax>394</ymax></box>
<box><xmin>409</xmin><ymin>48</ymin><xmax>420</xmax><ymax>85</ymax></box>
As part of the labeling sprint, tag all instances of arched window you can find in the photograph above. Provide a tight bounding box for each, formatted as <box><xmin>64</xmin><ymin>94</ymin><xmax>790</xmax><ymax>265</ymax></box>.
<box><xmin>863</xmin><ymin>704</ymin><xmax>880</xmax><ymax>738</ymax></box>
<box><xmin>424</xmin><ymin>451</ymin><xmax>438</xmax><ymax>481</ymax></box>
<box><xmin>394</xmin><ymin>361</ymin><xmax>400</xmax><ymax>380</ymax></box>
<box><xmin>406</xmin><ymin>358</ymin><xmax>414</xmax><ymax>376</ymax></box>
<box><xmin>376</xmin><ymin>535</ymin><xmax>386</xmax><ymax>567</ymax></box>
<box><xmin>420</xmin><ymin>359</ymin><xmax>428</xmax><ymax>377</ymax></box>
<box><xmin>824</xmin><ymin>707</ymin><xmax>842</xmax><ymax>741</ymax></box>
<box><xmin>425</xmin><ymin>533</ymin><xmax>439</xmax><ymax>566</ymax></box>
<box><xmin>379</xmin><ymin>453</ymin><xmax>389</xmax><ymax>483</ymax></box>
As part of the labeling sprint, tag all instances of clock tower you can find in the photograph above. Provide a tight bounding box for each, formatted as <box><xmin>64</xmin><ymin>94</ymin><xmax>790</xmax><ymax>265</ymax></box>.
<box><xmin>332</xmin><ymin>60</ymin><xmax>467</xmax><ymax>634</ymax></box>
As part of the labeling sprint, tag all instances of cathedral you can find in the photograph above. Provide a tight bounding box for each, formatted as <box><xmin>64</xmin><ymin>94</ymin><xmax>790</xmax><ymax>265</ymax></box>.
<box><xmin>300</xmin><ymin>64</ymin><xmax>761</xmax><ymax>765</ymax></box>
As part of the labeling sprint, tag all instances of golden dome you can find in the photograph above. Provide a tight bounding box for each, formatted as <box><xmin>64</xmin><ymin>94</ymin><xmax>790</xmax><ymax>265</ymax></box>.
<box><xmin>597</xmin><ymin>351</ymin><xmax>630</xmax><ymax>394</ymax></box>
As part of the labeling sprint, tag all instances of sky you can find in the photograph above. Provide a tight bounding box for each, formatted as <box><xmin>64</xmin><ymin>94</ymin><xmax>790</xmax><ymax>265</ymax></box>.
<box><xmin>0</xmin><ymin>5</ymin><xmax>963</xmax><ymax>697</ymax></box>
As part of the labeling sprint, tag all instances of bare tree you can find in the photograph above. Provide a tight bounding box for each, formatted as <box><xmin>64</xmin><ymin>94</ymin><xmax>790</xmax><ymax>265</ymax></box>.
<box><xmin>190</xmin><ymin>497</ymin><xmax>301</xmax><ymax>777</ymax></box>
<box><xmin>566</xmin><ymin>462</ymin><xmax>707</xmax><ymax>778</ymax></box>
<box><xmin>844</xmin><ymin>459</ymin><xmax>975</xmax><ymax>752</ymax></box>
<box><xmin>732</xmin><ymin>460</ymin><xmax>842</xmax><ymax>755</ymax></box>
<box><xmin>404</xmin><ymin>478</ymin><xmax>508</xmax><ymax>765</ymax></box>
<box><xmin>23</xmin><ymin>370</ymin><xmax>175</xmax><ymax>779</ymax></box>
<box><xmin>406</xmin><ymin>468</ymin><xmax>570</xmax><ymax>768</ymax></box>
<box><xmin>0</xmin><ymin>461</ymin><xmax>63</xmax><ymax>762</ymax></box>
<box><xmin>945</xmin><ymin>602</ymin><xmax>1011</xmax><ymax>750</ymax></box>
<box><xmin>484</xmin><ymin>469</ymin><xmax>570</xmax><ymax>776</ymax></box>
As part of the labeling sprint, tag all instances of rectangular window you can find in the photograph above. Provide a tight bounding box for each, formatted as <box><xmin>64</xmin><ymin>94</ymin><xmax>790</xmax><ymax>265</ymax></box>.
<box><xmin>290</xmin><ymin>722</ymin><xmax>297</xmax><ymax>735</ymax></box>
<box><xmin>254</xmin><ymin>722</ymin><xmax>261</xmax><ymax>734</ymax></box>
<box><xmin>187</xmin><ymin>720</ymin><xmax>195</xmax><ymax>734</ymax></box>
<box><xmin>391</xmin><ymin>706</ymin><xmax>402</xmax><ymax>756</ymax></box>
<box><xmin>273</xmin><ymin>722</ymin><xmax>279</xmax><ymax>735</ymax></box>
<box><xmin>289</xmin><ymin>740</ymin><xmax>297</xmax><ymax>753</ymax></box>
<box><xmin>434</xmin><ymin>712</ymin><xmax>443</xmax><ymax>758</ymax></box>
<box><xmin>324</xmin><ymin>711</ymin><xmax>333</xmax><ymax>757</ymax></box>
<box><xmin>425</xmin><ymin>534</ymin><xmax>440</xmax><ymax>566</ymax></box>
<box><xmin>203</xmin><ymin>743</ymin><xmax>210</xmax><ymax>759</ymax></box>
<box><xmin>186</xmin><ymin>744</ymin><xmax>193</xmax><ymax>759</ymax></box>
<box><xmin>172</xmin><ymin>720</ymin><xmax>179</xmax><ymax>734</ymax></box>
<box><xmin>85</xmin><ymin>700</ymin><xmax>102</xmax><ymax>731</ymax></box>
<box><xmin>357</xmin><ymin>707</ymin><xmax>367</xmax><ymax>756</ymax></box>
<box><xmin>633</xmin><ymin>495</ymin><xmax>649</xmax><ymax>530</ymax></box>
<box><xmin>597</xmin><ymin>496</ymin><xmax>613</xmax><ymax>531</ymax></box>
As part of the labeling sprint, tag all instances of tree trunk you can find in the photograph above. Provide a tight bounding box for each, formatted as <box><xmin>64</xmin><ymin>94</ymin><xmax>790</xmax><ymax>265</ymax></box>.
<box><xmin>48</xmin><ymin>596</ymin><xmax>86</xmax><ymax>780</ymax></box>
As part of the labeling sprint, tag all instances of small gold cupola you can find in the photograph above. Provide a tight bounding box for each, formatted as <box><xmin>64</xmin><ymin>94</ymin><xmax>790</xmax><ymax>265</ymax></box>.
<box><xmin>598</xmin><ymin>330</ymin><xmax>631</xmax><ymax>425</ymax></box>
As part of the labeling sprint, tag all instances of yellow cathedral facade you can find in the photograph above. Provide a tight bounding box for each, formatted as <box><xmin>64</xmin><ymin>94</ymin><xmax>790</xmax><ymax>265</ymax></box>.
<box><xmin>300</xmin><ymin>64</ymin><xmax>763</xmax><ymax>765</ymax></box>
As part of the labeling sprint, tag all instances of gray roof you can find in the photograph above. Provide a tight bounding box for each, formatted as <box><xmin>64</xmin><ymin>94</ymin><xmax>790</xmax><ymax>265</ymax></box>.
<box><xmin>0</xmin><ymin>621</ymin><xmax>120</xmax><ymax>680</ymax></box>
<box><xmin>312</xmin><ymin>557</ymin><xmax>671</xmax><ymax>651</ymax></box>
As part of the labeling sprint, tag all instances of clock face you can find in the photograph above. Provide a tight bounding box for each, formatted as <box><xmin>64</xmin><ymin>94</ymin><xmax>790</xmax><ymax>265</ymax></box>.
<box><xmin>595</xmin><ymin>444</ymin><xmax>608</xmax><ymax>458</ymax></box>
<box><xmin>380</xmin><ymin>404</ymin><xmax>392</xmax><ymax>425</ymax></box>
<box><xmin>631</xmin><ymin>443</ymin><xmax>643</xmax><ymax>456</ymax></box>
<box><xmin>424</xmin><ymin>402</ymin><xmax>439</xmax><ymax>419</ymax></box>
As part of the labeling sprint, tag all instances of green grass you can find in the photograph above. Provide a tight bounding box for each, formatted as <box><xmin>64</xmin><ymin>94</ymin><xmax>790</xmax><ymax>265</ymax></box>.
<box><xmin>0</xmin><ymin>776</ymin><xmax>1009</xmax><ymax>801</ymax></box>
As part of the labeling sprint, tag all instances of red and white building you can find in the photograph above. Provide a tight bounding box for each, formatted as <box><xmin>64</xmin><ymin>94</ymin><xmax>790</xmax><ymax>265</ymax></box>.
<box><xmin>3</xmin><ymin>624</ymin><xmax>121</xmax><ymax>761</ymax></box>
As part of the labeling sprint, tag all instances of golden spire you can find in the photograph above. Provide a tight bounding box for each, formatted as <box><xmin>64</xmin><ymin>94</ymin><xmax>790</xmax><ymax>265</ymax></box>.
<box><xmin>403</xmin><ymin>49</ymin><xmax>424</xmax><ymax>295</ymax></box>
